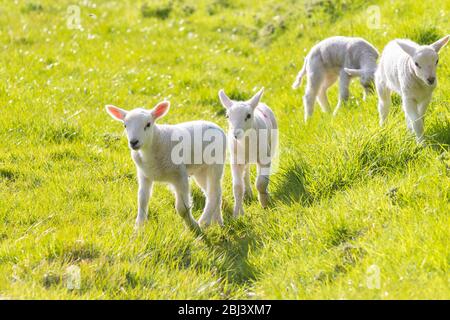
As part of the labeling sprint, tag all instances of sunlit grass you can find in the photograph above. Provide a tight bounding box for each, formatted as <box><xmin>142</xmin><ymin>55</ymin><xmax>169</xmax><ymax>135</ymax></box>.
<box><xmin>0</xmin><ymin>0</ymin><xmax>449</xmax><ymax>299</ymax></box>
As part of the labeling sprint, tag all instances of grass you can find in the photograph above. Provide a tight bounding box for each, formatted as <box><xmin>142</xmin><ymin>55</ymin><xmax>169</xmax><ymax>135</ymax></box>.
<box><xmin>0</xmin><ymin>0</ymin><xmax>449</xmax><ymax>299</ymax></box>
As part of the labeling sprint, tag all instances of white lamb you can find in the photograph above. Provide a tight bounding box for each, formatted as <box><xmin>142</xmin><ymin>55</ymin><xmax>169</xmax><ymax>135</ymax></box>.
<box><xmin>106</xmin><ymin>101</ymin><xmax>226</xmax><ymax>231</ymax></box>
<box><xmin>218</xmin><ymin>88</ymin><xmax>278</xmax><ymax>217</ymax></box>
<box><xmin>292</xmin><ymin>36</ymin><xmax>379</xmax><ymax>121</ymax></box>
<box><xmin>375</xmin><ymin>36</ymin><xmax>449</xmax><ymax>143</ymax></box>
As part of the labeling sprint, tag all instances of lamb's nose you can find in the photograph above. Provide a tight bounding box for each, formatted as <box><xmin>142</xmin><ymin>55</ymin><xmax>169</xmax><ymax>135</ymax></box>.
<box><xmin>233</xmin><ymin>129</ymin><xmax>243</xmax><ymax>140</ymax></box>
<box><xmin>130</xmin><ymin>139</ymin><xmax>139</xmax><ymax>147</ymax></box>
<box><xmin>427</xmin><ymin>77</ymin><xmax>435</xmax><ymax>85</ymax></box>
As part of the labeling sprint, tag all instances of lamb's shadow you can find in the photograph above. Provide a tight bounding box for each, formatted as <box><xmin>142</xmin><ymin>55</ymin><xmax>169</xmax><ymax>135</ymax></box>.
<box><xmin>193</xmin><ymin>161</ymin><xmax>376</xmax><ymax>287</ymax></box>
<box><xmin>202</xmin><ymin>221</ymin><xmax>261</xmax><ymax>288</ymax></box>
<box><xmin>193</xmin><ymin>187</ymin><xmax>259</xmax><ymax>287</ymax></box>
<box><xmin>272</xmin><ymin>162</ymin><xmax>313</xmax><ymax>206</ymax></box>
<box><xmin>427</xmin><ymin>118</ymin><xmax>450</xmax><ymax>149</ymax></box>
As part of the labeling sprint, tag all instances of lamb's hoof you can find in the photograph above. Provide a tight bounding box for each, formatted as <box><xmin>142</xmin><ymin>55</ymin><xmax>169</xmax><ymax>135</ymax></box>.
<box><xmin>188</xmin><ymin>220</ymin><xmax>202</xmax><ymax>234</ymax></box>
<box><xmin>233</xmin><ymin>207</ymin><xmax>245</xmax><ymax>218</ymax></box>
<box><xmin>198</xmin><ymin>217</ymin><xmax>212</xmax><ymax>229</ymax></box>
<box><xmin>216</xmin><ymin>219</ymin><xmax>224</xmax><ymax>227</ymax></box>
<box><xmin>258</xmin><ymin>193</ymin><xmax>270</xmax><ymax>208</ymax></box>
<box><xmin>417</xmin><ymin>138</ymin><xmax>427</xmax><ymax>147</ymax></box>
<box><xmin>134</xmin><ymin>217</ymin><xmax>147</xmax><ymax>230</ymax></box>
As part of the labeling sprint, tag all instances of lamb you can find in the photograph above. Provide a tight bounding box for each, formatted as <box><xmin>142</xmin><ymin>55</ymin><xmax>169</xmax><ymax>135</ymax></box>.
<box><xmin>218</xmin><ymin>88</ymin><xmax>278</xmax><ymax>217</ymax></box>
<box><xmin>292</xmin><ymin>36</ymin><xmax>379</xmax><ymax>121</ymax></box>
<box><xmin>375</xmin><ymin>36</ymin><xmax>449</xmax><ymax>143</ymax></box>
<box><xmin>105</xmin><ymin>101</ymin><xmax>226</xmax><ymax>231</ymax></box>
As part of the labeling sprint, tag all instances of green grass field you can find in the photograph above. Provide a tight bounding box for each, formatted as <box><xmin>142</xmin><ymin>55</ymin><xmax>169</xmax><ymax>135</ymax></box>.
<box><xmin>0</xmin><ymin>0</ymin><xmax>449</xmax><ymax>299</ymax></box>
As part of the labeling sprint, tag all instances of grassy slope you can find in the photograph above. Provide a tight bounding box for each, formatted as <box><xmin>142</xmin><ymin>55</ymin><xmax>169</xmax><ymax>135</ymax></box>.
<box><xmin>0</xmin><ymin>0</ymin><xmax>449</xmax><ymax>299</ymax></box>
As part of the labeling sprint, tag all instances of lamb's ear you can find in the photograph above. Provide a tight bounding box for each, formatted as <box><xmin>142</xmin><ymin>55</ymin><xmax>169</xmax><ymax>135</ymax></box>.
<box><xmin>396</xmin><ymin>40</ymin><xmax>416</xmax><ymax>57</ymax></box>
<box><xmin>105</xmin><ymin>105</ymin><xmax>127</xmax><ymax>121</ymax></box>
<box><xmin>430</xmin><ymin>35</ymin><xmax>450</xmax><ymax>53</ymax></box>
<box><xmin>218</xmin><ymin>89</ymin><xmax>233</xmax><ymax>109</ymax></box>
<box><xmin>344</xmin><ymin>68</ymin><xmax>363</xmax><ymax>77</ymax></box>
<box><xmin>248</xmin><ymin>87</ymin><xmax>264</xmax><ymax>109</ymax></box>
<box><xmin>151</xmin><ymin>101</ymin><xmax>170</xmax><ymax>120</ymax></box>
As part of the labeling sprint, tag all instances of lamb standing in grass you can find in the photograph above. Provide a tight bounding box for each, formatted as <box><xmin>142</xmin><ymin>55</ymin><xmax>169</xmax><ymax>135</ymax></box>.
<box><xmin>375</xmin><ymin>36</ymin><xmax>449</xmax><ymax>143</ymax></box>
<box><xmin>292</xmin><ymin>36</ymin><xmax>379</xmax><ymax>121</ymax></box>
<box><xmin>106</xmin><ymin>101</ymin><xmax>226</xmax><ymax>231</ymax></box>
<box><xmin>219</xmin><ymin>88</ymin><xmax>277</xmax><ymax>217</ymax></box>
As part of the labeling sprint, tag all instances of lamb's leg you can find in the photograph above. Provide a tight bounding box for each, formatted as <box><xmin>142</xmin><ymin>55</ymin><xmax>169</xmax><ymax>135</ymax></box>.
<box><xmin>317</xmin><ymin>74</ymin><xmax>337</xmax><ymax>113</ymax></box>
<box><xmin>136</xmin><ymin>174</ymin><xmax>152</xmax><ymax>228</ymax></box>
<box><xmin>193</xmin><ymin>173</ymin><xmax>212</xmax><ymax>227</ymax></box>
<box><xmin>244</xmin><ymin>164</ymin><xmax>253</xmax><ymax>200</ymax></box>
<box><xmin>316</xmin><ymin>88</ymin><xmax>331</xmax><ymax>113</ymax></box>
<box><xmin>405</xmin><ymin>115</ymin><xmax>413</xmax><ymax>132</ymax></box>
<box><xmin>403</xmin><ymin>97</ymin><xmax>424</xmax><ymax>143</ymax></box>
<box><xmin>303</xmin><ymin>71</ymin><xmax>323</xmax><ymax>122</ymax></box>
<box><xmin>208</xmin><ymin>168</ymin><xmax>224</xmax><ymax>226</ymax></box>
<box><xmin>416</xmin><ymin>99</ymin><xmax>430</xmax><ymax>144</ymax></box>
<box><xmin>418</xmin><ymin>98</ymin><xmax>430</xmax><ymax>116</ymax></box>
<box><xmin>376</xmin><ymin>79</ymin><xmax>391</xmax><ymax>126</ymax></box>
<box><xmin>197</xmin><ymin>167</ymin><xmax>223</xmax><ymax>227</ymax></box>
<box><xmin>232</xmin><ymin>164</ymin><xmax>245</xmax><ymax>217</ymax></box>
<box><xmin>174</xmin><ymin>177</ymin><xmax>200</xmax><ymax>232</ymax></box>
<box><xmin>333</xmin><ymin>70</ymin><xmax>350</xmax><ymax>116</ymax></box>
<box><xmin>256</xmin><ymin>163</ymin><xmax>271</xmax><ymax>208</ymax></box>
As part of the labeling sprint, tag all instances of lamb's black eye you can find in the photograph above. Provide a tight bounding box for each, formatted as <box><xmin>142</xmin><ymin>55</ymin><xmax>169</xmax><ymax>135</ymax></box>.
<box><xmin>436</xmin><ymin>59</ymin><xmax>439</xmax><ymax>65</ymax></box>
<box><xmin>245</xmin><ymin>114</ymin><xmax>251</xmax><ymax>121</ymax></box>
<box><xmin>144</xmin><ymin>122</ymin><xmax>151</xmax><ymax>130</ymax></box>
<box><xmin>415</xmin><ymin>62</ymin><xmax>421</xmax><ymax>68</ymax></box>
<box><xmin>123</xmin><ymin>124</ymin><xmax>126</xmax><ymax>128</ymax></box>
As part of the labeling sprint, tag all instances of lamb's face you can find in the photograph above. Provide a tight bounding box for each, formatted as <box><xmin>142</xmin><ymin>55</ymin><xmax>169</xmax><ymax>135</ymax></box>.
<box><xmin>123</xmin><ymin>109</ymin><xmax>154</xmax><ymax>150</ymax></box>
<box><xmin>396</xmin><ymin>36</ymin><xmax>449</xmax><ymax>87</ymax></box>
<box><xmin>411</xmin><ymin>48</ymin><xmax>439</xmax><ymax>87</ymax></box>
<box><xmin>360</xmin><ymin>71</ymin><xmax>375</xmax><ymax>93</ymax></box>
<box><xmin>106</xmin><ymin>101</ymin><xmax>170</xmax><ymax>151</ymax></box>
<box><xmin>218</xmin><ymin>88</ymin><xmax>264</xmax><ymax>141</ymax></box>
<box><xmin>226</xmin><ymin>103</ymin><xmax>254</xmax><ymax>140</ymax></box>
<box><xmin>344</xmin><ymin>68</ymin><xmax>375</xmax><ymax>95</ymax></box>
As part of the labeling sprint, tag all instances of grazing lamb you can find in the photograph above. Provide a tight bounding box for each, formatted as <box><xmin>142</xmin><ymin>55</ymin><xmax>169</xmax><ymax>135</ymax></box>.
<box><xmin>292</xmin><ymin>36</ymin><xmax>379</xmax><ymax>121</ymax></box>
<box><xmin>375</xmin><ymin>36</ymin><xmax>449</xmax><ymax>143</ymax></box>
<box><xmin>106</xmin><ymin>101</ymin><xmax>226</xmax><ymax>231</ymax></box>
<box><xmin>218</xmin><ymin>88</ymin><xmax>278</xmax><ymax>217</ymax></box>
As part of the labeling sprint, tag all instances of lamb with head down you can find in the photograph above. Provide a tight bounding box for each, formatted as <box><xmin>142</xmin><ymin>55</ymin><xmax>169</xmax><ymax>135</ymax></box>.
<box><xmin>292</xmin><ymin>36</ymin><xmax>379</xmax><ymax>121</ymax></box>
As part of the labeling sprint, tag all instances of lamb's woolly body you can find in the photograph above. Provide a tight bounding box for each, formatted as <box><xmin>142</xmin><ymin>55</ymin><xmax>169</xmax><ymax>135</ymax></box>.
<box><xmin>292</xmin><ymin>36</ymin><xmax>379</xmax><ymax>120</ymax></box>
<box><xmin>106</xmin><ymin>104</ymin><xmax>226</xmax><ymax>231</ymax></box>
<box><xmin>375</xmin><ymin>36</ymin><xmax>449</xmax><ymax>143</ymax></box>
<box><xmin>132</xmin><ymin>121</ymin><xmax>225</xmax><ymax>182</ymax></box>
<box><xmin>219</xmin><ymin>88</ymin><xmax>277</xmax><ymax>217</ymax></box>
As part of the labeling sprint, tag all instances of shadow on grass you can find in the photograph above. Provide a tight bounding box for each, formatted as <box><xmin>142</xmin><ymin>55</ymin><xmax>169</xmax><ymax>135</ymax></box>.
<box><xmin>191</xmin><ymin>186</ymin><xmax>260</xmax><ymax>288</ymax></box>
<box><xmin>182</xmin><ymin>181</ymin><xmax>259</xmax><ymax>288</ymax></box>
<box><xmin>272</xmin><ymin>162</ymin><xmax>312</xmax><ymax>206</ymax></box>
<box><xmin>427</xmin><ymin>117</ymin><xmax>450</xmax><ymax>149</ymax></box>
<box><xmin>202</xmin><ymin>221</ymin><xmax>261</xmax><ymax>288</ymax></box>
<box><xmin>273</xmin><ymin>130</ymin><xmax>420</xmax><ymax>206</ymax></box>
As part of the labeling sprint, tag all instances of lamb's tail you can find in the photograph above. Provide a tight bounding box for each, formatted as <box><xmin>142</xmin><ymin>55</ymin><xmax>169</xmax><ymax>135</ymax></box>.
<box><xmin>292</xmin><ymin>58</ymin><xmax>307</xmax><ymax>90</ymax></box>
